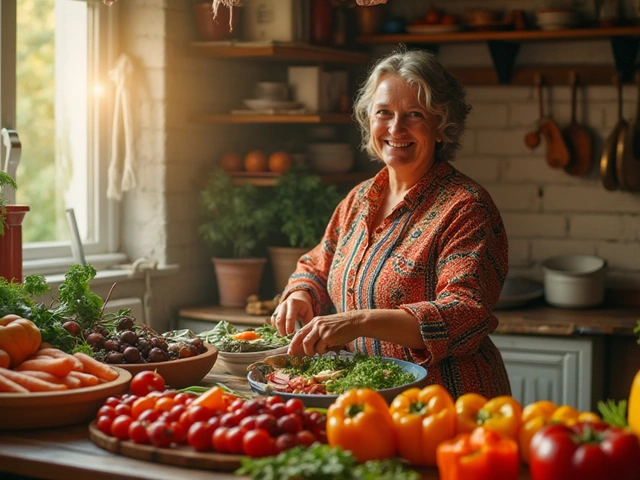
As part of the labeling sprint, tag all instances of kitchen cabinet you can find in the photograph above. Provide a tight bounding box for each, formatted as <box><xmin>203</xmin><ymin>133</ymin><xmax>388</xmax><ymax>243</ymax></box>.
<box><xmin>357</xmin><ymin>26</ymin><xmax>640</xmax><ymax>85</ymax></box>
<box><xmin>490</xmin><ymin>334</ymin><xmax>603</xmax><ymax>411</ymax></box>
<box><xmin>190</xmin><ymin>42</ymin><xmax>372</xmax><ymax>185</ymax></box>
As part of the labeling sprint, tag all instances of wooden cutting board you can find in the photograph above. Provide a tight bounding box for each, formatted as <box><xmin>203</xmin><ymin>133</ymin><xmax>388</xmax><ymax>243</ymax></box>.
<box><xmin>89</xmin><ymin>421</ymin><xmax>242</xmax><ymax>471</ymax></box>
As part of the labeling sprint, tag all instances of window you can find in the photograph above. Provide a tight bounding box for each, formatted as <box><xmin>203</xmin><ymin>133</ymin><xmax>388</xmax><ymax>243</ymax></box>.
<box><xmin>1</xmin><ymin>0</ymin><xmax>120</xmax><ymax>274</ymax></box>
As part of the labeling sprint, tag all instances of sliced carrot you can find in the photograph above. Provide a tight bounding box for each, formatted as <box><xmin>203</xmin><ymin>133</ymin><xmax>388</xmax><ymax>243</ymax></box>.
<box><xmin>34</xmin><ymin>348</ymin><xmax>84</xmax><ymax>371</ymax></box>
<box><xmin>15</xmin><ymin>357</ymin><xmax>76</xmax><ymax>377</ymax></box>
<box><xmin>0</xmin><ymin>372</ymin><xmax>29</xmax><ymax>393</ymax></box>
<box><xmin>0</xmin><ymin>367</ymin><xmax>67</xmax><ymax>392</ymax></box>
<box><xmin>68</xmin><ymin>371</ymin><xmax>99</xmax><ymax>387</ymax></box>
<box><xmin>73</xmin><ymin>352</ymin><xmax>118</xmax><ymax>381</ymax></box>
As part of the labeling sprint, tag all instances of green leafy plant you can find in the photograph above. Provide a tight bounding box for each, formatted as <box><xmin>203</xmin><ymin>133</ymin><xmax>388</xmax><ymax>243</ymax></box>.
<box><xmin>0</xmin><ymin>171</ymin><xmax>18</xmax><ymax>236</ymax></box>
<box><xmin>269</xmin><ymin>165</ymin><xmax>344</xmax><ymax>249</ymax></box>
<box><xmin>198</xmin><ymin>169</ymin><xmax>272</xmax><ymax>258</ymax></box>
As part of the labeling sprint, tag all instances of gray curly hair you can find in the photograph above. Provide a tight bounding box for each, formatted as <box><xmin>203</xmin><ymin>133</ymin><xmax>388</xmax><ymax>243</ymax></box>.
<box><xmin>353</xmin><ymin>46</ymin><xmax>470</xmax><ymax>163</ymax></box>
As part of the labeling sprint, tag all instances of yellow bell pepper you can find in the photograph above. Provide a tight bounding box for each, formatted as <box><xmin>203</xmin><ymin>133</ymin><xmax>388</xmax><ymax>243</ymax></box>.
<box><xmin>550</xmin><ymin>404</ymin><xmax>600</xmax><ymax>426</ymax></box>
<box><xmin>327</xmin><ymin>388</ymin><xmax>396</xmax><ymax>462</ymax></box>
<box><xmin>518</xmin><ymin>400</ymin><xmax>557</xmax><ymax>463</ymax></box>
<box><xmin>629</xmin><ymin>368</ymin><xmax>640</xmax><ymax>436</ymax></box>
<box><xmin>455</xmin><ymin>393</ymin><xmax>522</xmax><ymax>439</ymax></box>
<box><xmin>389</xmin><ymin>385</ymin><xmax>457</xmax><ymax>466</ymax></box>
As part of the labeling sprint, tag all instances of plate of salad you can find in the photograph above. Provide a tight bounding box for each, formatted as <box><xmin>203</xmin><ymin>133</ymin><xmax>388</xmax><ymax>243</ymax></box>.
<box><xmin>247</xmin><ymin>352</ymin><xmax>428</xmax><ymax>408</ymax></box>
<box><xmin>194</xmin><ymin>321</ymin><xmax>294</xmax><ymax>376</ymax></box>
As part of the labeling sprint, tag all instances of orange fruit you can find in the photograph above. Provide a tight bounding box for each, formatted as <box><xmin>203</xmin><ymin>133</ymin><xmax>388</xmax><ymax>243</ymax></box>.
<box><xmin>244</xmin><ymin>150</ymin><xmax>268</xmax><ymax>173</ymax></box>
<box><xmin>268</xmin><ymin>151</ymin><xmax>293</xmax><ymax>173</ymax></box>
<box><xmin>220</xmin><ymin>152</ymin><xmax>243</xmax><ymax>172</ymax></box>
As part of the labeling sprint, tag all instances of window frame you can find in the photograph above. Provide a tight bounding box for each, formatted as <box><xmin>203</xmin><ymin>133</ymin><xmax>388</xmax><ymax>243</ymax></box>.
<box><xmin>2</xmin><ymin>0</ymin><xmax>122</xmax><ymax>275</ymax></box>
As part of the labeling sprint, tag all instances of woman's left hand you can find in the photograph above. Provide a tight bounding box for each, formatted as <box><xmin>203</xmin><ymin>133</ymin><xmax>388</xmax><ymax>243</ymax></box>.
<box><xmin>287</xmin><ymin>311</ymin><xmax>364</xmax><ymax>357</ymax></box>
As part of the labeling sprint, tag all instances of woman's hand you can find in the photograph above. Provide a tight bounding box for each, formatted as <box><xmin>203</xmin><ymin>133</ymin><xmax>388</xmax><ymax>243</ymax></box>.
<box><xmin>270</xmin><ymin>291</ymin><xmax>314</xmax><ymax>336</ymax></box>
<box><xmin>287</xmin><ymin>311</ymin><xmax>364</xmax><ymax>357</ymax></box>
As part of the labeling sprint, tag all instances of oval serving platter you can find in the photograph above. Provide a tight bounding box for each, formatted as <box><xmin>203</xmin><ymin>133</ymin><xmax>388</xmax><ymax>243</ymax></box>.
<box><xmin>247</xmin><ymin>353</ymin><xmax>428</xmax><ymax>408</ymax></box>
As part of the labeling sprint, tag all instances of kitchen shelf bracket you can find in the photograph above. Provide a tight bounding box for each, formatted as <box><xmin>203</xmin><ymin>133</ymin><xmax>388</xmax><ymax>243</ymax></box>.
<box><xmin>487</xmin><ymin>40</ymin><xmax>520</xmax><ymax>84</ymax></box>
<box><xmin>610</xmin><ymin>36</ymin><xmax>640</xmax><ymax>82</ymax></box>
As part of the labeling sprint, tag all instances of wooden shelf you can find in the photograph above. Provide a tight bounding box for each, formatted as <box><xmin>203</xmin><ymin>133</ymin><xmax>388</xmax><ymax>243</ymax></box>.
<box><xmin>190</xmin><ymin>113</ymin><xmax>353</xmax><ymax>124</ymax></box>
<box><xmin>178</xmin><ymin>305</ymin><xmax>270</xmax><ymax>327</ymax></box>
<box><xmin>357</xmin><ymin>26</ymin><xmax>640</xmax><ymax>84</ymax></box>
<box><xmin>229</xmin><ymin>171</ymin><xmax>373</xmax><ymax>186</ymax></box>
<box><xmin>190</xmin><ymin>41</ymin><xmax>370</xmax><ymax>64</ymax></box>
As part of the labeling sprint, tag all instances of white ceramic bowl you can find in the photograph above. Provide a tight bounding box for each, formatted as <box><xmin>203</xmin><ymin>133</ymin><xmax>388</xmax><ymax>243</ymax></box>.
<box><xmin>217</xmin><ymin>345</ymin><xmax>289</xmax><ymax>377</ymax></box>
<box><xmin>541</xmin><ymin>254</ymin><xmax>607</xmax><ymax>308</ymax></box>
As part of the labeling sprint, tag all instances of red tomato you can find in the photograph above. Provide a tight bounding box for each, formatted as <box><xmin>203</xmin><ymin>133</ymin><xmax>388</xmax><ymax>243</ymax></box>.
<box><xmin>239</xmin><ymin>415</ymin><xmax>257</xmax><ymax>430</ymax></box>
<box><xmin>212</xmin><ymin>426</ymin><xmax>230</xmax><ymax>453</ymax></box>
<box><xmin>179</xmin><ymin>405</ymin><xmax>213</xmax><ymax>430</ymax></box>
<box><xmin>187</xmin><ymin>421</ymin><xmax>214</xmax><ymax>451</ymax></box>
<box><xmin>296</xmin><ymin>430</ymin><xmax>317</xmax><ymax>447</ymax></box>
<box><xmin>130</xmin><ymin>371</ymin><xmax>166</xmax><ymax>397</ymax></box>
<box><xmin>242</xmin><ymin>399</ymin><xmax>265</xmax><ymax>417</ymax></box>
<box><xmin>529</xmin><ymin>422</ymin><xmax>640</xmax><ymax>480</ymax></box>
<box><xmin>265</xmin><ymin>395</ymin><xmax>284</xmax><ymax>407</ymax></box>
<box><xmin>243</xmin><ymin>428</ymin><xmax>277</xmax><ymax>457</ymax></box>
<box><xmin>277</xmin><ymin>414</ymin><xmax>303</xmax><ymax>435</ymax></box>
<box><xmin>114</xmin><ymin>403</ymin><xmax>132</xmax><ymax>417</ymax></box>
<box><xmin>275</xmin><ymin>433</ymin><xmax>298</xmax><ymax>453</ymax></box>
<box><xmin>225</xmin><ymin>426</ymin><xmax>248</xmax><ymax>454</ymax></box>
<box><xmin>128</xmin><ymin>420</ymin><xmax>150</xmax><ymax>444</ymax></box>
<box><xmin>269</xmin><ymin>403</ymin><xmax>287</xmax><ymax>419</ymax></box>
<box><xmin>104</xmin><ymin>396</ymin><xmax>122</xmax><ymax>408</ymax></box>
<box><xmin>110</xmin><ymin>415</ymin><xmax>133</xmax><ymax>440</ymax></box>
<box><xmin>97</xmin><ymin>415</ymin><xmax>114</xmax><ymax>436</ymax></box>
<box><xmin>147</xmin><ymin>421</ymin><xmax>176</xmax><ymax>448</ymax></box>
<box><xmin>284</xmin><ymin>398</ymin><xmax>305</xmax><ymax>416</ymax></box>
<box><xmin>97</xmin><ymin>405</ymin><xmax>117</xmax><ymax>419</ymax></box>
<box><xmin>255</xmin><ymin>413</ymin><xmax>279</xmax><ymax>437</ymax></box>
<box><xmin>166</xmin><ymin>404</ymin><xmax>187</xmax><ymax>423</ymax></box>
<box><xmin>137</xmin><ymin>408</ymin><xmax>162</xmax><ymax>424</ymax></box>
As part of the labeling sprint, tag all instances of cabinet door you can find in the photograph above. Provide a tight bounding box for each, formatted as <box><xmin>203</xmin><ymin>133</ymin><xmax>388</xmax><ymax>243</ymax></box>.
<box><xmin>490</xmin><ymin>335</ymin><xmax>596</xmax><ymax>411</ymax></box>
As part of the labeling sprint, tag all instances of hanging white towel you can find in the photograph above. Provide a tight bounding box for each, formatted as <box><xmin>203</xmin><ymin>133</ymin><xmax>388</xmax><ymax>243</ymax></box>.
<box><xmin>107</xmin><ymin>54</ymin><xmax>136</xmax><ymax>201</ymax></box>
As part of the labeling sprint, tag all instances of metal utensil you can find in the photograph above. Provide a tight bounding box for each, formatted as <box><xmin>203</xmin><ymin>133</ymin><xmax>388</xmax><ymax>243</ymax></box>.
<box><xmin>1</xmin><ymin>128</ymin><xmax>21</xmax><ymax>204</ymax></box>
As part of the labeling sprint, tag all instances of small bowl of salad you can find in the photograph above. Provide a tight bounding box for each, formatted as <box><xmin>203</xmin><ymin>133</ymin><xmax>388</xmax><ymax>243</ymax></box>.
<box><xmin>197</xmin><ymin>321</ymin><xmax>293</xmax><ymax>377</ymax></box>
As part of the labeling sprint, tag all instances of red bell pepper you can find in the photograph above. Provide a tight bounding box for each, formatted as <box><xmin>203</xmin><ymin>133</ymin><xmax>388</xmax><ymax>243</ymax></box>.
<box><xmin>529</xmin><ymin>421</ymin><xmax>640</xmax><ymax>480</ymax></box>
<box><xmin>436</xmin><ymin>426</ymin><xmax>520</xmax><ymax>480</ymax></box>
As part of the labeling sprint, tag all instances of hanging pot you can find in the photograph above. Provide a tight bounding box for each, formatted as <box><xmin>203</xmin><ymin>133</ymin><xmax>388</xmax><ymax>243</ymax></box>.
<box><xmin>0</xmin><ymin>205</ymin><xmax>30</xmax><ymax>283</ymax></box>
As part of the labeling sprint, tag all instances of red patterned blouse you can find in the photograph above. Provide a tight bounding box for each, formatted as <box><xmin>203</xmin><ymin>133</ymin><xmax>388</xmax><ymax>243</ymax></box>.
<box><xmin>282</xmin><ymin>161</ymin><xmax>511</xmax><ymax>399</ymax></box>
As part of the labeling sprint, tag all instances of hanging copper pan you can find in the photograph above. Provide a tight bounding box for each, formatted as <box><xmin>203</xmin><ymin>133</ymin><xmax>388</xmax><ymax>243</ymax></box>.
<box><xmin>600</xmin><ymin>76</ymin><xmax>626</xmax><ymax>190</ymax></box>
<box><xmin>615</xmin><ymin>71</ymin><xmax>640</xmax><ymax>191</ymax></box>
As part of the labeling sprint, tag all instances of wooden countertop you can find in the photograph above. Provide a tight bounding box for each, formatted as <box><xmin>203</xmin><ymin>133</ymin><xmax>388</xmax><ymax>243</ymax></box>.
<box><xmin>179</xmin><ymin>304</ymin><xmax>640</xmax><ymax>337</ymax></box>
<box><xmin>0</xmin><ymin>364</ymin><xmax>532</xmax><ymax>480</ymax></box>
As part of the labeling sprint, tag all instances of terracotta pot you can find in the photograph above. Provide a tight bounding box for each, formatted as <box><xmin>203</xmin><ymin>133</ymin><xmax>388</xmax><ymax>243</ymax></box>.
<box><xmin>211</xmin><ymin>257</ymin><xmax>266</xmax><ymax>308</ymax></box>
<box><xmin>355</xmin><ymin>5</ymin><xmax>384</xmax><ymax>35</ymax></box>
<box><xmin>268</xmin><ymin>246</ymin><xmax>308</xmax><ymax>294</ymax></box>
<box><xmin>0</xmin><ymin>205</ymin><xmax>29</xmax><ymax>283</ymax></box>
<box><xmin>193</xmin><ymin>3</ymin><xmax>241</xmax><ymax>41</ymax></box>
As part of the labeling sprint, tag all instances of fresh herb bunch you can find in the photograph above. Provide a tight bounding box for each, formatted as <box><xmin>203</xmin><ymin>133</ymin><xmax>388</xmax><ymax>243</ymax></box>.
<box><xmin>287</xmin><ymin>353</ymin><xmax>416</xmax><ymax>394</ymax></box>
<box><xmin>597</xmin><ymin>399</ymin><xmax>628</xmax><ymax>428</ymax></box>
<box><xmin>0</xmin><ymin>274</ymin><xmax>49</xmax><ymax>319</ymax></box>
<box><xmin>236</xmin><ymin>443</ymin><xmax>421</xmax><ymax>480</ymax></box>
<box><xmin>197</xmin><ymin>320</ymin><xmax>293</xmax><ymax>353</ymax></box>
<box><xmin>0</xmin><ymin>171</ymin><xmax>18</xmax><ymax>236</ymax></box>
<box><xmin>198</xmin><ymin>169</ymin><xmax>272</xmax><ymax>258</ymax></box>
<box><xmin>52</xmin><ymin>264</ymin><xmax>104</xmax><ymax>329</ymax></box>
<box><xmin>268</xmin><ymin>165</ymin><xmax>344</xmax><ymax>249</ymax></box>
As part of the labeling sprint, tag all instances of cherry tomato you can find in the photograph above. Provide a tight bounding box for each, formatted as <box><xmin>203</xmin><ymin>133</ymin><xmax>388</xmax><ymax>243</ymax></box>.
<box><xmin>207</xmin><ymin>416</ymin><xmax>221</xmax><ymax>430</ymax></box>
<box><xmin>265</xmin><ymin>395</ymin><xmax>284</xmax><ymax>407</ymax></box>
<box><xmin>225</xmin><ymin>426</ymin><xmax>248</xmax><ymax>454</ymax></box>
<box><xmin>212</xmin><ymin>426</ymin><xmax>230</xmax><ymax>453</ymax></box>
<box><xmin>187</xmin><ymin>421</ymin><xmax>214</xmax><ymax>451</ymax></box>
<box><xmin>110</xmin><ymin>415</ymin><xmax>133</xmax><ymax>440</ymax></box>
<box><xmin>114</xmin><ymin>403</ymin><xmax>132</xmax><ymax>417</ymax></box>
<box><xmin>255</xmin><ymin>413</ymin><xmax>279</xmax><ymax>437</ymax></box>
<box><xmin>97</xmin><ymin>405</ymin><xmax>117</xmax><ymax>420</ymax></box>
<box><xmin>296</xmin><ymin>430</ymin><xmax>317</xmax><ymax>447</ymax></box>
<box><xmin>239</xmin><ymin>415</ymin><xmax>257</xmax><ymax>430</ymax></box>
<box><xmin>243</xmin><ymin>428</ymin><xmax>277</xmax><ymax>457</ymax></box>
<box><xmin>242</xmin><ymin>399</ymin><xmax>265</xmax><ymax>417</ymax></box>
<box><xmin>229</xmin><ymin>398</ymin><xmax>245</xmax><ymax>412</ymax></box>
<box><xmin>97</xmin><ymin>415</ymin><xmax>114</xmax><ymax>436</ymax></box>
<box><xmin>220</xmin><ymin>412</ymin><xmax>240</xmax><ymax>428</ymax></box>
<box><xmin>174</xmin><ymin>393</ymin><xmax>194</xmax><ymax>405</ymax></box>
<box><xmin>128</xmin><ymin>420</ymin><xmax>150</xmax><ymax>444</ymax></box>
<box><xmin>179</xmin><ymin>405</ymin><xmax>213</xmax><ymax>430</ymax></box>
<box><xmin>131</xmin><ymin>396</ymin><xmax>157</xmax><ymax>419</ymax></box>
<box><xmin>269</xmin><ymin>403</ymin><xmax>287</xmax><ymax>419</ymax></box>
<box><xmin>277</xmin><ymin>414</ymin><xmax>303</xmax><ymax>434</ymax></box>
<box><xmin>137</xmin><ymin>408</ymin><xmax>162</xmax><ymax>424</ymax></box>
<box><xmin>275</xmin><ymin>433</ymin><xmax>298</xmax><ymax>453</ymax></box>
<box><xmin>155</xmin><ymin>396</ymin><xmax>177</xmax><ymax>412</ymax></box>
<box><xmin>169</xmin><ymin>421</ymin><xmax>186</xmax><ymax>444</ymax></box>
<box><xmin>130</xmin><ymin>371</ymin><xmax>166</xmax><ymax>397</ymax></box>
<box><xmin>284</xmin><ymin>398</ymin><xmax>305</xmax><ymax>416</ymax></box>
<box><xmin>147</xmin><ymin>421</ymin><xmax>175</xmax><ymax>448</ymax></box>
<box><xmin>104</xmin><ymin>396</ymin><xmax>122</xmax><ymax>408</ymax></box>
<box><xmin>166</xmin><ymin>404</ymin><xmax>187</xmax><ymax>423</ymax></box>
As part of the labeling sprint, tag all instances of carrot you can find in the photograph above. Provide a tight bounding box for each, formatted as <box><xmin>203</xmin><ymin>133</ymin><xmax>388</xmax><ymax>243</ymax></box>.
<box><xmin>0</xmin><ymin>367</ymin><xmax>67</xmax><ymax>392</ymax></box>
<box><xmin>0</xmin><ymin>372</ymin><xmax>29</xmax><ymax>393</ymax></box>
<box><xmin>20</xmin><ymin>370</ymin><xmax>82</xmax><ymax>389</ymax></box>
<box><xmin>73</xmin><ymin>352</ymin><xmax>118</xmax><ymax>381</ymax></box>
<box><xmin>34</xmin><ymin>348</ymin><xmax>84</xmax><ymax>371</ymax></box>
<box><xmin>15</xmin><ymin>357</ymin><xmax>76</xmax><ymax>377</ymax></box>
<box><xmin>68</xmin><ymin>371</ymin><xmax>99</xmax><ymax>387</ymax></box>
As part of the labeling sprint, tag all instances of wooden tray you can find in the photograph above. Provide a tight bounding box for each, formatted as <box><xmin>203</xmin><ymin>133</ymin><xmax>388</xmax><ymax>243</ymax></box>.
<box><xmin>89</xmin><ymin>420</ymin><xmax>243</xmax><ymax>471</ymax></box>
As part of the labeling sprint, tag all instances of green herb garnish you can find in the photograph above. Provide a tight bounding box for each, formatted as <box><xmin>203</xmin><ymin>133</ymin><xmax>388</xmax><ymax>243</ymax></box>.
<box><xmin>236</xmin><ymin>443</ymin><xmax>421</xmax><ymax>480</ymax></box>
<box><xmin>197</xmin><ymin>320</ymin><xmax>293</xmax><ymax>353</ymax></box>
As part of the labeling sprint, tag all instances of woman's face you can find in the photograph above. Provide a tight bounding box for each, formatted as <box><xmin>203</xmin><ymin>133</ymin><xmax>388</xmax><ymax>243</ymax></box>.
<box><xmin>369</xmin><ymin>74</ymin><xmax>441</xmax><ymax>170</ymax></box>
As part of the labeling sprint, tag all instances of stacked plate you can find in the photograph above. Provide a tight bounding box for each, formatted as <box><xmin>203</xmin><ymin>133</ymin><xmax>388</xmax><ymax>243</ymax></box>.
<box><xmin>308</xmin><ymin>143</ymin><xmax>354</xmax><ymax>174</ymax></box>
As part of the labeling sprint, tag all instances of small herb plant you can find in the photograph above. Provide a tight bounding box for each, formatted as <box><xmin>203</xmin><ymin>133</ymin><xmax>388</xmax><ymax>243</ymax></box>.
<box><xmin>269</xmin><ymin>165</ymin><xmax>344</xmax><ymax>249</ymax></box>
<box><xmin>0</xmin><ymin>171</ymin><xmax>18</xmax><ymax>236</ymax></box>
<box><xmin>198</xmin><ymin>168</ymin><xmax>272</xmax><ymax>258</ymax></box>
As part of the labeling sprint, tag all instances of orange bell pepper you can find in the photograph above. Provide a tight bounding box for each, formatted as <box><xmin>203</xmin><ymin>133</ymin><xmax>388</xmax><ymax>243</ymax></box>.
<box><xmin>189</xmin><ymin>386</ymin><xmax>226</xmax><ymax>411</ymax></box>
<box><xmin>455</xmin><ymin>393</ymin><xmax>522</xmax><ymax>439</ymax></box>
<box><xmin>436</xmin><ymin>426</ymin><xmax>520</xmax><ymax>480</ymax></box>
<box><xmin>550</xmin><ymin>404</ymin><xmax>601</xmax><ymax>426</ymax></box>
<box><xmin>326</xmin><ymin>388</ymin><xmax>396</xmax><ymax>462</ymax></box>
<box><xmin>629</xmin><ymin>368</ymin><xmax>640</xmax><ymax>436</ymax></box>
<box><xmin>389</xmin><ymin>385</ymin><xmax>457</xmax><ymax>466</ymax></box>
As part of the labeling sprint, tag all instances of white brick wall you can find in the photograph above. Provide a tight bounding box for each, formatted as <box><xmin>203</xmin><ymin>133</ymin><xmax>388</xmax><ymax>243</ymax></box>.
<box><xmin>120</xmin><ymin>0</ymin><xmax>640</xmax><ymax>328</ymax></box>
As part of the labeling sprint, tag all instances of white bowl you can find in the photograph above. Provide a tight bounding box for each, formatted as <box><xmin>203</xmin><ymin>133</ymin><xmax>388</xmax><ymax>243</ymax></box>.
<box><xmin>541</xmin><ymin>254</ymin><xmax>607</xmax><ymax>308</ymax></box>
<box><xmin>217</xmin><ymin>345</ymin><xmax>289</xmax><ymax>377</ymax></box>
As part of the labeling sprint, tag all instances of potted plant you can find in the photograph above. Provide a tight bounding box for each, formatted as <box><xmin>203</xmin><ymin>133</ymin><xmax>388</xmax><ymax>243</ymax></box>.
<box><xmin>267</xmin><ymin>165</ymin><xmax>344</xmax><ymax>293</ymax></box>
<box><xmin>0</xmin><ymin>171</ymin><xmax>29</xmax><ymax>283</ymax></box>
<box><xmin>198</xmin><ymin>168</ymin><xmax>272</xmax><ymax>307</ymax></box>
